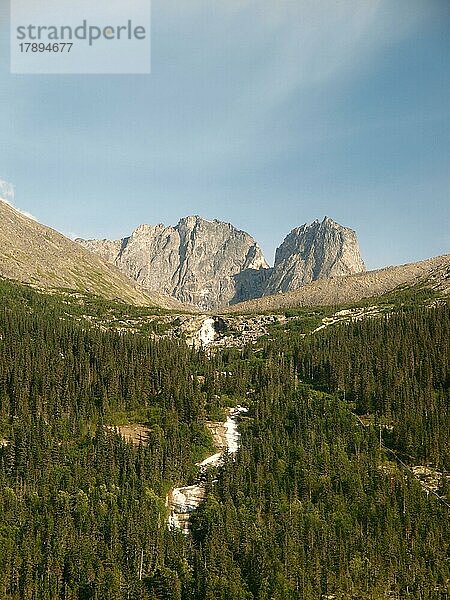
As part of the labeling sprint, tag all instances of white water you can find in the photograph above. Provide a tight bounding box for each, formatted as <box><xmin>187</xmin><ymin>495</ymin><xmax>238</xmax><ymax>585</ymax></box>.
<box><xmin>168</xmin><ymin>406</ymin><xmax>248</xmax><ymax>533</ymax></box>
<box><xmin>225</xmin><ymin>410</ymin><xmax>245</xmax><ymax>453</ymax></box>
<box><xmin>197</xmin><ymin>452</ymin><xmax>222</xmax><ymax>468</ymax></box>
<box><xmin>199</xmin><ymin>318</ymin><xmax>216</xmax><ymax>347</ymax></box>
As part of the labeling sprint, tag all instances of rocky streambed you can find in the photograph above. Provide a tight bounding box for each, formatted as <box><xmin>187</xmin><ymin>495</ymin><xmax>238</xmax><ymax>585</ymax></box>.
<box><xmin>167</xmin><ymin>406</ymin><xmax>248</xmax><ymax>534</ymax></box>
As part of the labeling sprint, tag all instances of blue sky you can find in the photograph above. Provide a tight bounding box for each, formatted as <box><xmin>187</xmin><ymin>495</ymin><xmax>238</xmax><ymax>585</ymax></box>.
<box><xmin>0</xmin><ymin>0</ymin><xmax>449</xmax><ymax>268</ymax></box>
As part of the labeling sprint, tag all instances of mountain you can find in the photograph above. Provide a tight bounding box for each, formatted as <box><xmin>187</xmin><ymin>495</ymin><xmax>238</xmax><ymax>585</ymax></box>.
<box><xmin>0</xmin><ymin>198</ymin><xmax>183</xmax><ymax>309</ymax></box>
<box><xmin>2</xmin><ymin>195</ymin><xmax>368</xmax><ymax>311</ymax></box>
<box><xmin>263</xmin><ymin>217</ymin><xmax>365</xmax><ymax>295</ymax></box>
<box><xmin>78</xmin><ymin>216</ymin><xmax>269</xmax><ymax>310</ymax></box>
<box><xmin>224</xmin><ymin>253</ymin><xmax>450</xmax><ymax>313</ymax></box>
<box><xmin>78</xmin><ymin>216</ymin><xmax>365</xmax><ymax>310</ymax></box>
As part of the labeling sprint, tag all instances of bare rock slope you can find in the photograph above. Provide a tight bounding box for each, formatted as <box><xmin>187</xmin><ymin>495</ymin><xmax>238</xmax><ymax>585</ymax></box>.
<box><xmin>224</xmin><ymin>254</ymin><xmax>450</xmax><ymax>313</ymax></box>
<box><xmin>78</xmin><ymin>216</ymin><xmax>365</xmax><ymax>310</ymax></box>
<box><xmin>264</xmin><ymin>217</ymin><xmax>365</xmax><ymax>294</ymax></box>
<box><xmin>0</xmin><ymin>199</ymin><xmax>182</xmax><ymax>309</ymax></box>
<box><xmin>79</xmin><ymin>216</ymin><xmax>269</xmax><ymax>311</ymax></box>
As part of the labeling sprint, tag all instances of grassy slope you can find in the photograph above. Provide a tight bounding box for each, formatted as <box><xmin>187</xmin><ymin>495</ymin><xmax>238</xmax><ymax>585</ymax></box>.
<box><xmin>0</xmin><ymin>199</ymin><xmax>186</xmax><ymax>309</ymax></box>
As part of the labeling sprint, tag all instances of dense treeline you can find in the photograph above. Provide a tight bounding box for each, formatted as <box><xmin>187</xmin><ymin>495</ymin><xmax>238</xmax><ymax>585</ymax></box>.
<box><xmin>191</xmin><ymin>384</ymin><xmax>449</xmax><ymax>599</ymax></box>
<box><xmin>0</xmin><ymin>279</ymin><xmax>448</xmax><ymax>598</ymax></box>
<box><xmin>189</xmin><ymin>302</ymin><xmax>449</xmax><ymax>599</ymax></box>
<box><xmin>0</xmin><ymin>282</ymin><xmax>213</xmax><ymax>598</ymax></box>
<box><xmin>266</xmin><ymin>305</ymin><xmax>450</xmax><ymax>468</ymax></box>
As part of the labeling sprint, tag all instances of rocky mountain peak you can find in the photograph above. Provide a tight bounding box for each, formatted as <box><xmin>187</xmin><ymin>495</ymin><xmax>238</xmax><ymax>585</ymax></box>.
<box><xmin>264</xmin><ymin>217</ymin><xmax>365</xmax><ymax>295</ymax></box>
<box><xmin>133</xmin><ymin>223</ymin><xmax>164</xmax><ymax>235</ymax></box>
<box><xmin>78</xmin><ymin>217</ymin><xmax>269</xmax><ymax>310</ymax></box>
<box><xmin>77</xmin><ymin>215</ymin><xmax>365</xmax><ymax>310</ymax></box>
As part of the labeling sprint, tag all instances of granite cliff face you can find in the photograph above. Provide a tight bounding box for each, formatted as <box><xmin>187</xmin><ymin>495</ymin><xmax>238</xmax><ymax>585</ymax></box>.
<box><xmin>264</xmin><ymin>217</ymin><xmax>365</xmax><ymax>295</ymax></box>
<box><xmin>78</xmin><ymin>216</ymin><xmax>366</xmax><ymax>310</ymax></box>
<box><xmin>79</xmin><ymin>216</ymin><xmax>269</xmax><ymax>310</ymax></box>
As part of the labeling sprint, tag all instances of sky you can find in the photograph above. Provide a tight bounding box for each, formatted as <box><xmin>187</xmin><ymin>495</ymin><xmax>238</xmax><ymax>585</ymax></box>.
<box><xmin>0</xmin><ymin>0</ymin><xmax>449</xmax><ymax>269</ymax></box>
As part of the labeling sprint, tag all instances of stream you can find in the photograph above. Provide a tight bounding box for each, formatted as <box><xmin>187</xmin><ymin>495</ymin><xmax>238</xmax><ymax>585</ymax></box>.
<box><xmin>167</xmin><ymin>406</ymin><xmax>248</xmax><ymax>534</ymax></box>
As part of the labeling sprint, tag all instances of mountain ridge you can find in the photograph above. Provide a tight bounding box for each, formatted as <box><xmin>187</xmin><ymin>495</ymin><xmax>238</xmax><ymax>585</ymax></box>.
<box><xmin>78</xmin><ymin>215</ymin><xmax>270</xmax><ymax>310</ymax></box>
<box><xmin>223</xmin><ymin>253</ymin><xmax>450</xmax><ymax>313</ymax></box>
<box><xmin>77</xmin><ymin>215</ymin><xmax>365</xmax><ymax>309</ymax></box>
<box><xmin>2</xmin><ymin>192</ymin><xmax>447</xmax><ymax>313</ymax></box>
<box><xmin>0</xmin><ymin>198</ymin><xmax>185</xmax><ymax>309</ymax></box>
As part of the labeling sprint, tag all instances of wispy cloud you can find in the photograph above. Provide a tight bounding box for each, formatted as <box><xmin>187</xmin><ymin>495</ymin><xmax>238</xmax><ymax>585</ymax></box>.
<box><xmin>0</xmin><ymin>197</ymin><xmax>38</xmax><ymax>222</ymax></box>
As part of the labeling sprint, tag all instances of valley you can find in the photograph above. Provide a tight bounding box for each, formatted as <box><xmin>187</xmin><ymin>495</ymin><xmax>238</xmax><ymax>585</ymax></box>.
<box><xmin>0</xmin><ymin>268</ymin><xmax>448</xmax><ymax>599</ymax></box>
<box><xmin>0</xmin><ymin>194</ymin><xmax>448</xmax><ymax>599</ymax></box>
<box><xmin>2</xmin><ymin>2</ymin><xmax>448</xmax><ymax>596</ymax></box>
<box><xmin>76</xmin><ymin>215</ymin><xmax>365</xmax><ymax>310</ymax></box>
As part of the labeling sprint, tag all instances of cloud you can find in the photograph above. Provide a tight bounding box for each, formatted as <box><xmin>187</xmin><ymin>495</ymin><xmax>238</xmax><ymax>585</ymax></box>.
<box><xmin>60</xmin><ymin>230</ymin><xmax>79</xmax><ymax>240</ymax></box>
<box><xmin>0</xmin><ymin>197</ymin><xmax>38</xmax><ymax>222</ymax></box>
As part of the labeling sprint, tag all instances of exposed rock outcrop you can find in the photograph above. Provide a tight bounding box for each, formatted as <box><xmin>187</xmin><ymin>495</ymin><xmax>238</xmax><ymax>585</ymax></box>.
<box><xmin>263</xmin><ymin>217</ymin><xmax>365</xmax><ymax>295</ymax></box>
<box><xmin>77</xmin><ymin>215</ymin><xmax>367</xmax><ymax>309</ymax></box>
<box><xmin>79</xmin><ymin>216</ymin><xmax>269</xmax><ymax>311</ymax></box>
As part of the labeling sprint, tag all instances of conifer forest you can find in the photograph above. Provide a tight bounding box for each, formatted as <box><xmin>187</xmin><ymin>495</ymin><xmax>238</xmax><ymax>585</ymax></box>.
<box><xmin>0</xmin><ymin>279</ymin><xmax>448</xmax><ymax>599</ymax></box>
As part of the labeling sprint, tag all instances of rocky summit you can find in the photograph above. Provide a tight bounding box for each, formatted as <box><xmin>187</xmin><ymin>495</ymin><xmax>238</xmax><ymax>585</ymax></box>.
<box><xmin>78</xmin><ymin>216</ymin><xmax>268</xmax><ymax>311</ymax></box>
<box><xmin>78</xmin><ymin>215</ymin><xmax>366</xmax><ymax>310</ymax></box>
<box><xmin>263</xmin><ymin>217</ymin><xmax>366</xmax><ymax>295</ymax></box>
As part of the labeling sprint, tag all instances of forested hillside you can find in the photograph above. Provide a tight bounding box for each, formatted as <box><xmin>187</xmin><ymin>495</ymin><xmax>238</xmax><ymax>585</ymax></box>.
<box><xmin>268</xmin><ymin>304</ymin><xmax>450</xmax><ymax>469</ymax></box>
<box><xmin>0</xmin><ymin>278</ymin><xmax>448</xmax><ymax>599</ymax></box>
